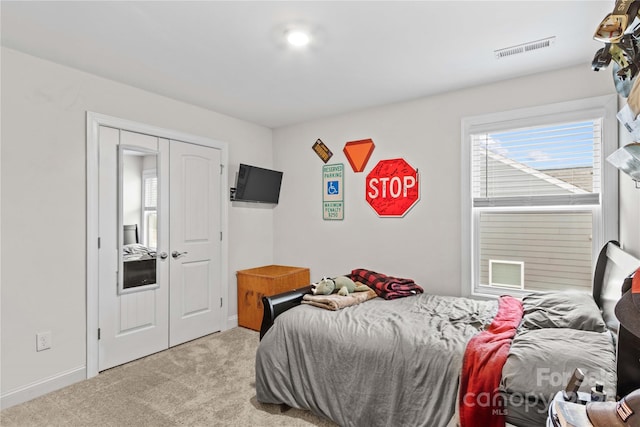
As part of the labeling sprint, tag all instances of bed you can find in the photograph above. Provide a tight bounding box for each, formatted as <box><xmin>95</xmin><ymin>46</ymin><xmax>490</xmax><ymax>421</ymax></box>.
<box><xmin>122</xmin><ymin>224</ymin><xmax>157</xmax><ymax>289</ymax></box>
<box><xmin>255</xmin><ymin>241</ymin><xmax>640</xmax><ymax>427</ymax></box>
<box><xmin>122</xmin><ymin>243</ymin><xmax>157</xmax><ymax>289</ymax></box>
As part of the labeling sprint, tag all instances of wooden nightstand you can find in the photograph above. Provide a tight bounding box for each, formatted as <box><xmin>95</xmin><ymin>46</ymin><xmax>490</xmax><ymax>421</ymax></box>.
<box><xmin>237</xmin><ymin>265</ymin><xmax>310</xmax><ymax>331</ymax></box>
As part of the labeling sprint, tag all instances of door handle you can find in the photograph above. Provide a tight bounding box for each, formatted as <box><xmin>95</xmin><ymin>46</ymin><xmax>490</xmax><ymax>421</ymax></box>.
<box><xmin>172</xmin><ymin>251</ymin><xmax>188</xmax><ymax>259</ymax></box>
<box><xmin>159</xmin><ymin>252</ymin><xmax>168</xmax><ymax>260</ymax></box>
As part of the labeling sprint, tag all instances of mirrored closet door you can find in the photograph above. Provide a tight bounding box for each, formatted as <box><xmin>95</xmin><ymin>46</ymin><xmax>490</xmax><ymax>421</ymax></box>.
<box><xmin>98</xmin><ymin>127</ymin><xmax>223</xmax><ymax>371</ymax></box>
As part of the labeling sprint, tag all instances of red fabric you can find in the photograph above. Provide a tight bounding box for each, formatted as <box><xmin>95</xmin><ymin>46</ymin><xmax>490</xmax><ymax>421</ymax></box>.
<box><xmin>350</xmin><ymin>268</ymin><xmax>424</xmax><ymax>300</ymax></box>
<box><xmin>459</xmin><ymin>296</ymin><xmax>523</xmax><ymax>427</ymax></box>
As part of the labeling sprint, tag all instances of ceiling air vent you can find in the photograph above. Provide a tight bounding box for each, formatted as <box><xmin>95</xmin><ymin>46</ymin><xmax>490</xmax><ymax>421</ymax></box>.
<box><xmin>494</xmin><ymin>36</ymin><xmax>556</xmax><ymax>59</ymax></box>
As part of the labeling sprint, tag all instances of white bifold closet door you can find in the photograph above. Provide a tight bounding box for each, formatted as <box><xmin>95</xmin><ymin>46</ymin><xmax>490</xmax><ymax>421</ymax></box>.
<box><xmin>168</xmin><ymin>140</ymin><xmax>223</xmax><ymax>347</ymax></box>
<box><xmin>98</xmin><ymin>127</ymin><xmax>223</xmax><ymax>371</ymax></box>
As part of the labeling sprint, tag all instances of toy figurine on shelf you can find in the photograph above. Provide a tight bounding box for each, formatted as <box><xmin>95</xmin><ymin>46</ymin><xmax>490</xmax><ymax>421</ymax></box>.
<box><xmin>592</xmin><ymin>0</ymin><xmax>640</xmax><ymax>97</ymax></box>
<box><xmin>596</xmin><ymin>1</ymin><xmax>640</xmax><ymax>185</ymax></box>
<box><xmin>593</xmin><ymin>0</ymin><xmax>640</xmax><ymax>44</ymax></box>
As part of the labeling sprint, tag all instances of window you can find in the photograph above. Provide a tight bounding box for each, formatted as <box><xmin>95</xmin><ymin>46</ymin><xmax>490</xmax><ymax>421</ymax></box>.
<box><xmin>461</xmin><ymin>96</ymin><xmax>618</xmax><ymax>297</ymax></box>
<box><xmin>142</xmin><ymin>170</ymin><xmax>157</xmax><ymax>249</ymax></box>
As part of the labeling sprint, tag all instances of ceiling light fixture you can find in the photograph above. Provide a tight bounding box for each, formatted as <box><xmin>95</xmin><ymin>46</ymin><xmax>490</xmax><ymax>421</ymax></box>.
<box><xmin>286</xmin><ymin>30</ymin><xmax>311</xmax><ymax>47</ymax></box>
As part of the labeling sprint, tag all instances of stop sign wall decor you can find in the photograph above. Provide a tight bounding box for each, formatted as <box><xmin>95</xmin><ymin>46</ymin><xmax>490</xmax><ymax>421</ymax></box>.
<box><xmin>366</xmin><ymin>158</ymin><xmax>420</xmax><ymax>217</ymax></box>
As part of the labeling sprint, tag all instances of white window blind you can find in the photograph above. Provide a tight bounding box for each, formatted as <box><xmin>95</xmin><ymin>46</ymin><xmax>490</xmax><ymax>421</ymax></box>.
<box><xmin>471</xmin><ymin>120</ymin><xmax>601</xmax><ymax>207</ymax></box>
<box><xmin>144</xmin><ymin>176</ymin><xmax>157</xmax><ymax>208</ymax></box>
<box><xmin>462</xmin><ymin>95</ymin><xmax>617</xmax><ymax>297</ymax></box>
<box><xmin>142</xmin><ymin>171</ymin><xmax>157</xmax><ymax>248</ymax></box>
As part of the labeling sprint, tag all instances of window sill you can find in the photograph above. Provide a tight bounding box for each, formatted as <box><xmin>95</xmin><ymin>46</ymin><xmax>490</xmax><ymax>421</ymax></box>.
<box><xmin>472</xmin><ymin>286</ymin><xmax>530</xmax><ymax>300</ymax></box>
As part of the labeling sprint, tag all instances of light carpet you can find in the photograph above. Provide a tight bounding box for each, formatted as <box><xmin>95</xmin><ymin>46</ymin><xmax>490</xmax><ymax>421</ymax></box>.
<box><xmin>0</xmin><ymin>327</ymin><xmax>336</xmax><ymax>426</ymax></box>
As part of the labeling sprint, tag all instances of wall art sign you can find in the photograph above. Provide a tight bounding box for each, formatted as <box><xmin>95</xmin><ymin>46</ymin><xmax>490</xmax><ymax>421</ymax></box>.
<box><xmin>312</xmin><ymin>139</ymin><xmax>333</xmax><ymax>163</ymax></box>
<box><xmin>323</xmin><ymin>163</ymin><xmax>344</xmax><ymax>220</ymax></box>
<box><xmin>343</xmin><ymin>138</ymin><xmax>375</xmax><ymax>172</ymax></box>
<box><xmin>366</xmin><ymin>158</ymin><xmax>419</xmax><ymax>217</ymax></box>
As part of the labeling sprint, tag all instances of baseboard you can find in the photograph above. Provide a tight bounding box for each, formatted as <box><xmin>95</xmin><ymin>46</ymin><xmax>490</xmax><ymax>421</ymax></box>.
<box><xmin>1</xmin><ymin>365</ymin><xmax>86</xmax><ymax>410</ymax></box>
<box><xmin>226</xmin><ymin>314</ymin><xmax>238</xmax><ymax>329</ymax></box>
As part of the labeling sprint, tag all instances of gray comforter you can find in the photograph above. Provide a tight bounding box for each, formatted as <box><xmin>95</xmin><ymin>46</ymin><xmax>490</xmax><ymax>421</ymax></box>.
<box><xmin>501</xmin><ymin>292</ymin><xmax>618</xmax><ymax>427</ymax></box>
<box><xmin>255</xmin><ymin>294</ymin><xmax>498</xmax><ymax>427</ymax></box>
<box><xmin>256</xmin><ymin>290</ymin><xmax>619</xmax><ymax>427</ymax></box>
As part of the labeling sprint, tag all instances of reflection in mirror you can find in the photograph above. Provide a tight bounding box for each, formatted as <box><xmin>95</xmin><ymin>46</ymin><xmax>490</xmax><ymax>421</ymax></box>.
<box><xmin>120</xmin><ymin>147</ymin><xmax>159</xmax><ymax>293</ymax></box>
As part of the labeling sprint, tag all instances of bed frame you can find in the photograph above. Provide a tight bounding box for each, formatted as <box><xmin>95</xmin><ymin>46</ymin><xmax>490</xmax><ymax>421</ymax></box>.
<box><xmin>259</xmin><ymin>241</ymin><xmax>640</xmax><ymax>397</ymax></box>
<box><xmin>260</xmin><ymin>285</ymin><xmax>312</xmax><ymax>339</ymax></box>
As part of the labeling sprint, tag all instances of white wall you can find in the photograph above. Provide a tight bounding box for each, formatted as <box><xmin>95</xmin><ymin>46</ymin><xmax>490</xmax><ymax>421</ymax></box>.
<box><xmin>5</xmin><ymin>46</ymin><xmax>640</xmax><ymax>409</ymax></box>
<box><xmin>273</xmin><ymin>64</ymin><xmax>628</xmax><ymax>297</ymax></box>
<box><xmin>0</xmin><ymin>47</ymin><xmax>274</xmax><ymax>404</ymax></box>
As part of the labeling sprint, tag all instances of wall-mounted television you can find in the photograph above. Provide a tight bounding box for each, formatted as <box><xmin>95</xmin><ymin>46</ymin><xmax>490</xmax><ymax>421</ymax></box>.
<box><xmin>233</xmin><ymin>163</ymin><xmax>283</xmax><ymax>204</ymax></box>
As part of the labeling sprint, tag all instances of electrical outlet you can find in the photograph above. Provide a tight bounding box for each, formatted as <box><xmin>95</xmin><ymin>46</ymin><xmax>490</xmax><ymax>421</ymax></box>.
<box><xmin>36</xmin><ymin>331</ymin><xmax>52</xmax><ymax>352</ymax></box>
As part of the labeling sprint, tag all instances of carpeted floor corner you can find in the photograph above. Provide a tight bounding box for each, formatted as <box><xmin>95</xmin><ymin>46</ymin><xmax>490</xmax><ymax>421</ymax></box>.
<box><xmin>0</xmin><ymin>327</ymin><xmax>336</xmax><ymax>426</ymax></box>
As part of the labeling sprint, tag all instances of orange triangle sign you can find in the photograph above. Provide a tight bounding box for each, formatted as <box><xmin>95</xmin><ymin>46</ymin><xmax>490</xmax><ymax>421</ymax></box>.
<box><xmin>343</xmin><ymin>139</ymin><xmax>375</xmax><ymax>172</ymax></box>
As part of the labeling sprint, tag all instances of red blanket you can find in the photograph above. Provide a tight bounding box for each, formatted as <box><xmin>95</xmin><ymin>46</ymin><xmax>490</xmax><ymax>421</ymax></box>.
<box><xmin>350</xmin><ymin>268</ymin><xmax>424</xmax><ymax>300</ymax></box>
<box><xmin>459</xmin><ymin>296</ymin><xmax>523</xmax><ymax>427</ymax></box>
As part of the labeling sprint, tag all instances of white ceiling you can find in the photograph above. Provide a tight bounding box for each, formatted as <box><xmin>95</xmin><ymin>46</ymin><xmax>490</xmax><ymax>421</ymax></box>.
<box><xmin>1</xmin><ymin>1</ymin><xmax>614</xmax><ymax>128</ymax></box>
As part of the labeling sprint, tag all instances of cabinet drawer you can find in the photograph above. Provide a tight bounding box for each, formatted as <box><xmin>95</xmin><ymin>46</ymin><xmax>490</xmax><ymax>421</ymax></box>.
<box><xmin>237</xmin><ymin>265</ymin><xmax>310</xmax><ymax>331</ymax></box>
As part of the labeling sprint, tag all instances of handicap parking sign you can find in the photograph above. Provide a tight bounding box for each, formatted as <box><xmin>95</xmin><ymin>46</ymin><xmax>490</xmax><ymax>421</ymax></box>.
<box><xmin>322</xmin><ymin>164</ymin><xmax>344</xmax><ymax>220</ymax></box>
<box><xmin>327</xmin><ymin>180</ymin><xmax>339</xmax><ymax>195</ymax></box>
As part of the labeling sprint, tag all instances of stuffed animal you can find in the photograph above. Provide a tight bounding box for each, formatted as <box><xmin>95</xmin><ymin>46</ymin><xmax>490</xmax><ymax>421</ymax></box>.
<box><xmin>312</xmin><ymin>276</ymin><xmax>370</xmax><ymax>296</ymax></box>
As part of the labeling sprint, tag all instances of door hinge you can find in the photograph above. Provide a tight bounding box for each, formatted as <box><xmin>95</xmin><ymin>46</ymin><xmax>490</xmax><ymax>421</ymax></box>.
<box><xmin>98</xmin><ymin>237</ymin><xmax>101</xmax><ymax>249</ymax></box>
<box><xmin>98</xmin><ymin>328</ymin><xmax>101</xmax><ymax>340</ymax></box>
<box><xmin>220</xmin><ymin>231</ymin><xmax>223</xmax><ymax>241</ymax></box>
<box><xmin>220</xmin><ymin>164</ymin><xmax>224</xmax><ymax>175</ymax></box>
<box><xmin>220</xmin><ymin>297</ymin><xmax>223</xmax><ymax>308</ymax></box>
